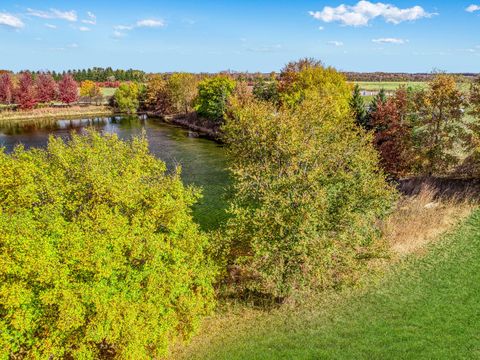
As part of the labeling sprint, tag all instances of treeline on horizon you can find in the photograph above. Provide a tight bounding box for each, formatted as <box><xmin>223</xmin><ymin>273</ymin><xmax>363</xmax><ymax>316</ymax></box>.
<box><xmin>1</xmin><ymin>68</ymin><xmax>479</xmax><ymax>84</ymax></box>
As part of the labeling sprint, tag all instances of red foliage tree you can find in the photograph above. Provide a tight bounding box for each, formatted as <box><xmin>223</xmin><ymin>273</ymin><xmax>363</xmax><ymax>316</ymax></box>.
<box><xmin>58</xmin><ymin>74</ymin><xmax>78</xmax><ymax>104</ymax></box>
<box><xmin>370</xmin><ymin>87</ymin><xmax>414</xmax><ymax>177</ymax></box>
<box><xmin>15</xmin><ymin>72</ymin><xmax>37</xmax><ymax>109</ymax></box>
<box><xmin>0</xmin><ymin>73</ymin><xmax>14</xmax><ymax>104</ymax></box>
<box><xmin>36</xmin><ymin>73</ymin><xmax>58</xmax><ymax>103</ymax></box>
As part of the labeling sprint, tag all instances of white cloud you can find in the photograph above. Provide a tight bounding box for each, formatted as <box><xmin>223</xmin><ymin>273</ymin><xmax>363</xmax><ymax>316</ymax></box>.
<box><xmin>27</xmin><ymin>8</ymin><xmax>77</xmax><ymax>22</ymax></box>
<box><xmin>67</xmin><ymin>43</ymin><xmax>79</xmax><ymax>48</ymax></box>
<box><xmin>45</xmin><ymin>23</ymin><xmax>57</xmax><ymax>29</ymax></box>
<box><xmin>318</xmin><ymin>26</ymin><xmax>324</xmax><ymax>30</ymax></box>
<box><xmin>466</xmin><ymin>4</ymin><xmax>480</xmax><ymax>12</ymax></box>
<box><xmin>112</xmin><ymin>30</ymin><xmax>126</xmax><ymax>38</ymax></box>
<box><xmin>372</xmin><ymin>37</ymin><xmax>408</xmax><ymax>44</ymax></box>
<box><xmin>79</xmin><ymin>26</ymin><xmax>90</xmax><ymax>31</ymax></box>
<box><xmin>136</xmin><ymin>19</ymin><xmax>165</xmax><ymax>28</ymax></box>
<box><xmin>82</xmin><ymin>11</ymin><xmax>96</xmax><ymax>25</ymax></box>
<box><xmin>0</xmin><ymin>12</ymin><xmax>24</xmax><ymax>28</ymax></box>
<box><xmin>327</xmin><ymin>40</ymin><xmax>344</xmax><ymax>46</ymax></box>
<box><xmin>309</xmin><ymin>1</ymin><xmax>435</xmax><ymax>27</ymax></box>
<box><xmin>112</xmin><ymin>18</ymin><xmax>165</xmax><ymax>38</ymax></box>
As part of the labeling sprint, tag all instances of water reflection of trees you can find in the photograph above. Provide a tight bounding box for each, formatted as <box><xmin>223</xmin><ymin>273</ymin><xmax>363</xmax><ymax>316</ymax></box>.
<box><xmin>0</xmin><ymin>115</ymin><xmax>147</xmax><ymax>136</ymax></box>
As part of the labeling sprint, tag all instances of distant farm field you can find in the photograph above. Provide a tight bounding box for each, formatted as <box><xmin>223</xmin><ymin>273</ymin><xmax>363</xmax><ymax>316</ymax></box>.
<box><xmin>353</xmin><ymin>81</ymin><xmax>427</xmax><ymax>91</ymax></box>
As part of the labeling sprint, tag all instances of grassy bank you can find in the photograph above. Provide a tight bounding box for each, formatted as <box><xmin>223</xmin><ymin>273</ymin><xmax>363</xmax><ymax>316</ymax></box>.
<box><xmin>0</xmin><ymin>105</ymin><xmax>114</xmax><ymax>123</ymax></box>
<box><xmin>174</xmin><ymin>202</ymin><xmax>479</xmax><ymax>359</ymax></box>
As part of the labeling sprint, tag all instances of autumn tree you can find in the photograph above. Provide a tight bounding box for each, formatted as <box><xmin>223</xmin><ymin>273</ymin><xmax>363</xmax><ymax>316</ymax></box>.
<box><xmin>80</xmin><ymin>80</ymin><xmax>102</xmax><ymax>104</ymax></box>
<box><xmin>221</xmin><ymin>65</ymin><xmax>396</xmax><ymax>299</ymax></box>
<box><xmin>350</xmin><ymin>84</ymin><xmax>367</xmax><ymax>128</ymax></box>
<box><xmin>370</xmin><ymin>87</ymin><xmax>414</xmax><ymax>177</ymax></box>
<box><xmin>278</xmin><ymin>58</ymin><xmax>351</xmax><ymax>113</ymax></box>
<box><xmin>0</xmin><ymin>72</ymin><xmax>14</xmax><ymax>104</ymax></box>
<box><xmin>195</xmin><ymin>76</ymin><xmax>236</xmax><ymax>121</ymax></box>
<box><xmin>58</xmin><ymin>74</ymin><xmax>78</xmax><ymax>104</ymax></box>
<box><xmin>413</xmin><ymin>74</ymin><xmax>466</xmax><ymax>175</ymax></box>
<box><xmin>0</xmin><ymin>131</ymin><xmax>216</xmax><ymax>359</ymax></box>
<box><xmin>15</xmin><ymin>72</ymin><xmax>37</xmax><ymax>109</ymax></box>
<box><xmin>145</xmin><ymin>75</ymin><xmax>172</xmax><ymax>114</ymax></box>
<box><xmin>36</xmin><ymin>73</ymin><xmax>58</xmax><ymax>103</ymax></box>
<box><xmin>167</xmin><ymin>73</ymin><xmax>198</xmax><ymax>114</ymax></box>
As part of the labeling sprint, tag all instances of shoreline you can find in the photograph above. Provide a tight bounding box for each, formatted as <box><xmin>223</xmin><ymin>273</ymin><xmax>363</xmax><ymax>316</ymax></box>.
<box><xmin>0</xmin><ymin>106</ymin><xmax>115</xmax><ymax>123</ymax></box>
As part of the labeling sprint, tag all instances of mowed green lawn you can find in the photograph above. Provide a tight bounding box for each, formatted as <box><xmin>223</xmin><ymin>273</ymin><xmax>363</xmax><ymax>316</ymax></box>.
<box><xmin>182</xmin><ymin>210</ymin><xmax>480</xmax><ymax>359</ymax></box>
<box><xmin>101</xmin><ymin>87</ymin><xmax>117</xmax><ymax>97</ymax></box>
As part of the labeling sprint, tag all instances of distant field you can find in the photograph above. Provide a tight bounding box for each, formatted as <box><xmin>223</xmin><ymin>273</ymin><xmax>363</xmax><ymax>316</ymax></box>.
<box><xmin>353</xmin><ymin>81</ymin><xmax>427</xmax><ymax>91</ymax></box>
<box><xmin>354</xmin><ymin>81</ymin><xmax>471</xmax><ymax>92</ymax></box>
<box><xmin>101</xmin><ymin>87</ymin><xmax>117</xmax><ymax>97</ymax></box>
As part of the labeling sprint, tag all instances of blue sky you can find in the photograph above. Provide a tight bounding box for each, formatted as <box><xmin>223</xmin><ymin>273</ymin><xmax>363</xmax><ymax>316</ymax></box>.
<box><xmin>0</xmin><ymin>1</ymin><xmax>479</xmax><ymax>73</ymax></box>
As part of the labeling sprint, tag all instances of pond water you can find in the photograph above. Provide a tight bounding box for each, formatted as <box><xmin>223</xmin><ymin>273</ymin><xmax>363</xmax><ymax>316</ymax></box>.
<box><xmin>0</xmin><ymin>115</ymin><xmax>231</xmax><ymax>230</ymax></box>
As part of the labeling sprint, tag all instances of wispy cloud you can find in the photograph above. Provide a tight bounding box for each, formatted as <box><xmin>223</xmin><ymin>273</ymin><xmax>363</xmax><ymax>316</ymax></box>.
<box><xmin>327</xmin><ymin>40</ymin><xmax>344</xmax><ymax>47</ymax></box>
<box><xmin>136</xmin><ymin>19</ymin><xmax>165</xmax><ymax>28</ymax></box>
<box><xmin>309</xmin><ymin>1</ymin><xmax>435</xmax><ymax>27</ymax></box>
<box><xmin>0</xmin><ymin>12</ymin><xmax>24</xmax><ymax>29</ymax></box>
<box><xmin>112</xmin><ymin>18</ymin><xmax>165</xmax><ymax>39</ymax></box>
<box><xmin>45</xmin><ymin>23</ymin><xmax>57</xmax><ymax>29</ymax></box>
<box><xmin>67</xmin><ymin>43</ymin><xmax>79</xmax><ymax>48</ymax></box>
<box><xmin>372</xmin><ymin>37</ymin><xmax>408</xmax><ymax>44</ymax></box>
<box><xmin>466</xmin><ymin>4</ymin><xmax>480</xmax><ymax>13</ymax></box>
<box><xmin>79</xmin><ymin>26</ymin><xmax>90</xmax><ymax>32</ymax></box>
<box><xmin>82</xmin><ymin>11</ymin><xmax>96</xmax><ymax>25</ymax></box>
<box><xmin>27</xmin><ymin>8</ymin><xmax>77</xmax><ymax>22</ymax></box>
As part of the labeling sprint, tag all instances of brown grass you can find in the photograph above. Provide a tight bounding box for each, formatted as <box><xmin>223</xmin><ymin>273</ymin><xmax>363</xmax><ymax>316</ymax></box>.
<box><xmin>0</xmin><ymin>106</ymin><xmax>113</xmax><ymax>122</ymax></box>
<box><xmin>384</xmin><ymin>185</ymin><xmax>475</xmax><ymax>256</ymax></box>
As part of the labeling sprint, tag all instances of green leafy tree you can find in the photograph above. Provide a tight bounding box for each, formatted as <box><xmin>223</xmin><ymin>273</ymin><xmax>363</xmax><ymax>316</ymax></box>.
<box><xmin>195</xmin><ymin>76</ymin><xmax>236</xmax><ymax>121</ymax></box>
<box><xmin>0</xmin><ymin>131</ymin><xmax>216</xmax><ymax>359</ymax></box>
<box><xmin>167</xmin><ymin>73</ymin><xmax>198</xmax><ymax>114</ymax></box>
<box><xmin>350</xmin><ymin>84</ymin><xmax>367</xmax><ymax>128</ymax></box>
<box><xmin>413</xmin><ymin>74</ymin><xmax>466</xmax><ymax>175</ymax></box>
<box><xmin>222</xmin><ymin>90</ymin><xmax>396</xmax><ymax>299</ymax></box>
<box><xmin>114</xmin><ymin>82</ymin><xmax>140</xmax><ymax>113</ymax></box>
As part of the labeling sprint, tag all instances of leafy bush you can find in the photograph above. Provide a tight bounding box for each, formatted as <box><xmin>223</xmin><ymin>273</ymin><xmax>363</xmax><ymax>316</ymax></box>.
<box><xmin>113</xmin><ymin>82</ymin><xmax>140</xmax><ymax>113</ymax></box>
<box><xmin>0</xmin><ymin>131</ymin><xmax>216</xmax><ymax>359</ymax></box>
<box><xmin>195</xmin><ymin>76</ymin><xmax>236</xmax><ymax>121</ymax></box>
<box><xmin>222</xmin><ymin>93</ymin><xmax>396</xmax><ymax>299</ymax></box>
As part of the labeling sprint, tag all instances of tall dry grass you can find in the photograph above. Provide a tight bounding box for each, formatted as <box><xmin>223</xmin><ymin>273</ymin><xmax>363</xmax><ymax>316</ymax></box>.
<box><xmin>384</xmin><ymin>185</ymin><xmax>476</xmax><ymax>256</ymax></box>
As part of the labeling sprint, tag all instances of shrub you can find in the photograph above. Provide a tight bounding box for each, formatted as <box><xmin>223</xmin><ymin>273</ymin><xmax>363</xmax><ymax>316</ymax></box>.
<box><xmin>113</xmin><ymin>82</ymin><xmax>140</xmax><ymax>113</ymax></box>
<box><xmin>252</xmin><ymin>77</ymin><xmax>279</xmax><ymax>105</ymax></box>
<box><xmin>195</xmin><ymin>76</ymin><xmax>236</xmax><ymax>121</ymax></box>
<box><xmin>144</xmin><ymin>74</ymin><xmax>172</xmax><ymax>114</ymax></box>
<box><xmin>167</xmin><ymin>73</ymin><xmax>198</xmax><ymax>114</ymax></box>
<box><xmin>80</xmin><ymin>80</ymin><xmax>102</xmax><ymax>104</ymax></box>
<box><xmin>222</xmin><ymin>94</ymin><xmax>396</xmax><ymax>300</ymax></box>
<box><xmin>0</xmin><ymin>131</ymin><xmax>216</xmax><ymax>359</ymax></box>
<box><xmin>58</xmin><ymin>74</ymin><xmax>79</xmax><ymax>104</ymax></box>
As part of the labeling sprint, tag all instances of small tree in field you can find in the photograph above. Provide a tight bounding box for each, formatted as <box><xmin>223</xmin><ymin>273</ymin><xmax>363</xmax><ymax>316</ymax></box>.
<box><xmin>350</xmin><ymin>84</ymin><xmax>367</xmax><ymax>128</ymax></box>
<box><xmin>0</xmin><ymin>72</ymin><xmax>14</xmax><ymax>104</ymax></box>
<box><xmin>414</xmin><ymin>74</ymin><xmax>466</xmax><ymax>175</ymax></box>
<box><xmin>0</xmin><ymin>131</ymin><xmax>216</xmax><ymax>359</ymax></box>
<box><xmin>195</xmin><ymin>76</ymin><xmax>236</xmax><ymax>122</ymax></box>
<box><xmin>114</xmin><ymin>82</ymin><xmax>140</xmax><ymax>113</ymax></box>
<box><xmin>36</xmin><ymin>73</ymin><xmax>58</xmax><ymax>103</ymax></box>
<box><xmin>15</xmin><ymin>72</ymin><xmax>37</xmax><ymax>109</ymax></box>
<box><xmin>58</xmin><ymin>74</ymin><xmax>78</xmax><ymax>104</ymax></box>
<box><xmin>221</xmin><ymin>65</ymin><xmax>396</xmax><ymax>299</ymax></box>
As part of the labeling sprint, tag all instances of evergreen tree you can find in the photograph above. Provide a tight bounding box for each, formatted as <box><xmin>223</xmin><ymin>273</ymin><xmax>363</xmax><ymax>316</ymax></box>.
<box><xmin>350</xmin><ymin>84</ymin><xmax>367</xmax><ymax>128</ymax></box>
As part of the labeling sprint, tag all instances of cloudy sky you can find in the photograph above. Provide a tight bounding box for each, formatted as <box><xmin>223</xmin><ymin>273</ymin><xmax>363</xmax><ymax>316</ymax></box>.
<box><xmin>0</xmin><ymin>0</ymin><xmax>479</xmax><ymax>72</ymax></box>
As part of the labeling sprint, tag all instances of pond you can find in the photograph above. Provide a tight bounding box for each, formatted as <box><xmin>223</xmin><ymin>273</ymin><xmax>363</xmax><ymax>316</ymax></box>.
<box><xmin>0</xmin><ymin>115</ymin><xmax>232</xmax><ymax>230</ymax></box>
